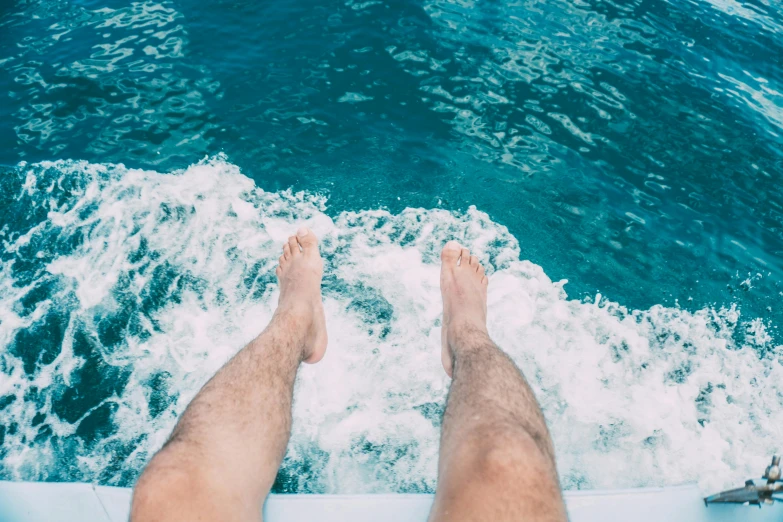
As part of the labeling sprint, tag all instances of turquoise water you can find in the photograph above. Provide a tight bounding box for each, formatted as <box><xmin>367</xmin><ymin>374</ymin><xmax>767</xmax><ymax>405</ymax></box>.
<box><xmin>1</xmin><ymin>0</ymin><xmax>782</xmax><ymax>493</ymax></box>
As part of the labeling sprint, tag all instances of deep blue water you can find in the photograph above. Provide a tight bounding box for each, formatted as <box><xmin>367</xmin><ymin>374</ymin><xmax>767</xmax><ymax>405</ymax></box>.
<box><xmin>1</xmin><ymin>0</ymin><xmax>782</xmax><ymax>493</ymax></box>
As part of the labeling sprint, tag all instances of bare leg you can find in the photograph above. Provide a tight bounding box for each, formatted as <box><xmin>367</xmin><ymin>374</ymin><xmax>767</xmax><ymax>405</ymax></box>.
<box><xmin>429</xmin><ymin>241</ymin><xmax>567</xmax><ymax>522</ymax></box>
<box><xmin>131</xmin><ymin>228</ymin><xmax>327</xmax><ymax>522</ymax></box>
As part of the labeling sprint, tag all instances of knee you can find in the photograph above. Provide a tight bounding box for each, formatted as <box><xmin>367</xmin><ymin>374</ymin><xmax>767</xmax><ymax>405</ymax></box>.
<box><xmin>131</xmin><ymin>468</ymin><xmax>185</xmax><ymax>521</ymax></box>
<box><xmin>470</xmin><ymin>430</ymin><xmax>558</xmax><ymax>486</ymax></box>
<box><xmin>437</xmin><ymin>431</ymin><xmax>566</xmax><ymax>520</ymax></box>
<box><xmin>131</xmin><ymin>451</ymin><xmax>204</xmax><ymax>521</ymax></box>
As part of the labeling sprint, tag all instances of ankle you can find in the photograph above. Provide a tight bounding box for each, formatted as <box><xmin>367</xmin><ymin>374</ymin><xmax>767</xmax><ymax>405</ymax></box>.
<box><xmin>266</xmin><ymin>309</ymin><xmax>312</xmax><ymax>360</ymax></box>
<box><xmin>447</xmin><ymin>322</ymin><xmax>492</xmax><ymax>357</ymax></box>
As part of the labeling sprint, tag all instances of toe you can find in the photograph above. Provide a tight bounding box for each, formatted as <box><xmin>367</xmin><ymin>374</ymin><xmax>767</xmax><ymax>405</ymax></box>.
<box><xmin>283</xmin><ymin>243</ymin><xmax>292</xmax><ymax>260</ymax></box>
<box><xmin>288</xmin><ymin>236</ymin><xmax>300</xmax><ymax>255</ymax></box>
<box><xmin>481</xmin><ymin>275</ymin><xmax>488</xmax><ymax>285</ymax></box>
<box><xmin>460</xmin><ymin>248</ymin><xmax>470</xmax><ymax>266</ymax></box>
<box><xmin>469</xmin><ymin>255</ymin><xmax>479</xmax><ymax>268</ymax></box>
<box><xmin>441</xmin><ymin>241</ymin><xmax>461</xmax><ymax>264</ymax></box>
<box><xmin>295</xmin><ymin>227</ymin><xmax>319</xmax><ymax>254</ymax></box>
<box><xmin>477</xmin><ymin>263</ymin><xmax>485</xmax><ymax>275</ymax></box>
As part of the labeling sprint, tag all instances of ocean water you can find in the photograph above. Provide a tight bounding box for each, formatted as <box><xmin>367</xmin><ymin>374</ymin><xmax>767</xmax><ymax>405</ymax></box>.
<box><xmin>0</xmin><ymin>0</ymin><xmax>782</xmax><ymax>494</ymax></box>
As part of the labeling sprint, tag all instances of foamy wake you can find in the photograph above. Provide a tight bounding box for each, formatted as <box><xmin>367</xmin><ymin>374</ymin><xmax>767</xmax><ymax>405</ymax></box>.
<box><xmin>0</xmin><ymin>157</ymin><xmax>780</xmax><ymax>493</ymax></box>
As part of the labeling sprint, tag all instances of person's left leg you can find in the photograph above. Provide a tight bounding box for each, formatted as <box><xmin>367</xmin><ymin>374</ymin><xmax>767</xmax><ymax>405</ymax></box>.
<box><xmin>131</xmin><ymin>227</ymin><xmax>327</xmax><ymax>522</ymax></box>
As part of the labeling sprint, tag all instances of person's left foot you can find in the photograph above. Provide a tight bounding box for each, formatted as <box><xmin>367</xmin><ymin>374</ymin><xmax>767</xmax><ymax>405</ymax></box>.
<box><xmin>274</xmin><ymin>227</ymin><xmax>328</xmax><ymax>363</ymax></box>
<box><xmin>439</xmin><ymin>241</ymin><xmax>489</xmax><ymax>377</ymax></box>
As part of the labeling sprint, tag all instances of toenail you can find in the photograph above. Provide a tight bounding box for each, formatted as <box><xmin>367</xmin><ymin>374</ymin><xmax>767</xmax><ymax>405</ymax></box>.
<box><xmin>297</xmin><ymin>227</ymin><xmax>309</xmax><ymax>237</ymax></box>
<box><xmin>445</xmin><ymin>240</ymin><xmax>461</xmax><ymax>250</ymax></box>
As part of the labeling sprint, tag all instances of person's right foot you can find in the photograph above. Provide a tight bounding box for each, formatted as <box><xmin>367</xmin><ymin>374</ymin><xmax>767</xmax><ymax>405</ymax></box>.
<box><xmin>439</xmin><ymin>240</ymin><xmax>489</xmax><ymax>377</ymax></box>
<box><xmin>274</xmin><ymin>227</ymin><xmax>328</xmax><ymax>364</ymax></box>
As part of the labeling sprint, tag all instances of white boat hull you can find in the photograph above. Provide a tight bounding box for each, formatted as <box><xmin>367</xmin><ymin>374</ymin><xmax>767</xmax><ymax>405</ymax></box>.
<box><xmin>0</xmin><ymin>481</ymin><xmax>781</xmax><ymax>521</ymax></box>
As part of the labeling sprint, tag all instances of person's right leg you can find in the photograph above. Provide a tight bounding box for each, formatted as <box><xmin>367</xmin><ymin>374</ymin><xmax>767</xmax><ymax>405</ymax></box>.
<box><xmin>429</xmin><ymin>241</ymin><xmax>567</xmax><ymax>522</ymax></box>
<box><xmin>131</xmin><ymin>228</ymin><xmax>327</xmax><ymax>522</ymax></box>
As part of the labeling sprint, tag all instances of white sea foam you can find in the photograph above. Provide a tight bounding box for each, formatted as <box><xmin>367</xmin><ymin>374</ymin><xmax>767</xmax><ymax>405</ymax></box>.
<box><xmin>0</xmin><ymin>156</ymin><xmax>781</xmax><ymax>493</ymax></box>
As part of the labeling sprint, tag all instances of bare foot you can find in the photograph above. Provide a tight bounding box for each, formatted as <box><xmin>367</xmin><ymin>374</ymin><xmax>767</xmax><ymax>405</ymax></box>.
<box><xmin>439</xmin><ymin>240</ymin><xmax>489</xmax><ymax>377</ymax></box>
<box><xmin>274</xmin><ymin>227</ymin><xmax>328</xmax><ymax>363</ymax></box>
